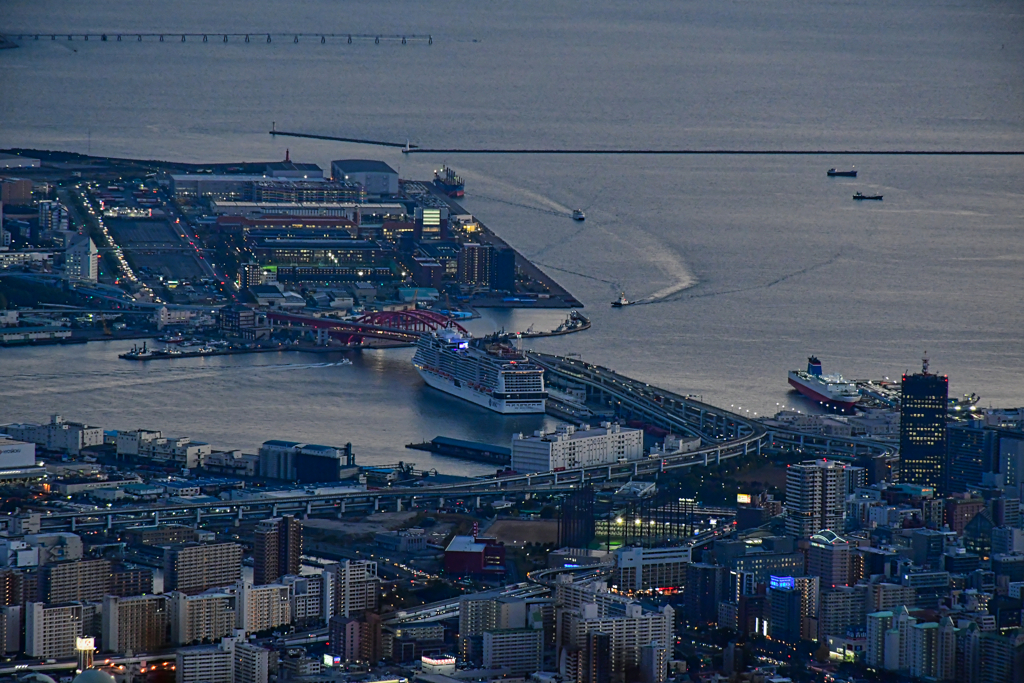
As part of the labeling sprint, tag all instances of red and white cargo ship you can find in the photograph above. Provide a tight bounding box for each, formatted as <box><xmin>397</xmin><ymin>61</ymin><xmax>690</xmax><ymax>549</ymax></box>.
<box><xmin>787</xmin><ymin>356</ymin><xmax>862</xmax><ymax>411</ymax></box>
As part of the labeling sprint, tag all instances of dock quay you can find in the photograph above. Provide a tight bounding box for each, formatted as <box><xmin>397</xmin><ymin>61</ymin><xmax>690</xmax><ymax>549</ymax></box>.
<box><xmin>405</xmin><ymin>437</ymin><xmax>511</xmax><ymax>466</ymax></box>
<box><xmin>119</xmin><ymin>342</ymin><xmax>286</xmax><ymax>361</ymax></box>
<box><xmin>520</xmin><ymin>311</ymin><xmax>590</xmax><ymax>338</ymax></box>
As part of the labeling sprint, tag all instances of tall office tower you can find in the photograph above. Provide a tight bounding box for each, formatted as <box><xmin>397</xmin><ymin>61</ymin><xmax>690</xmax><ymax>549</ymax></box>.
<box><xmin>163</xmin><ymin>542</ymin><xmax>243</xmax><ymax>595</ymax></box>
<box><xmin>558</xmin><ymin>485</ymin><xmax>595</xmax><ymax>549</ymax></box>
<box><xmin>767</xmin><ymin>576</ymin><xmax>819</xmax><ymax>643</ymax></box>
<box><xmin>946</xmin><ymin>421</ymin><xmax>1003</xmax><ymax>493</ymax></box>
<box><xmin>586</xmin><ymin>631</ymin><xmax>611</xmax><ymax>683</ymax></box>
<box><xmin>785</xmin><ymin>459</ymin><xmax>847</xmax><ymax>538</ymax></box>
<box><xmin>808</xmin><ymin>530</ymin><xmax>852</xmax><ymax>588</ymax></box>
<box><xmin>768</xmin><ymin>584</ymin><xmax>804</xmax><ymax>644</ymax></box>
<box><xmin>900</xmin><ymin>356</ymin><xmax>949</xmax><ymax>491</ymax></box>
<box><xmin>253</xmin><ymin>516</ymin><xmax>303</xmax><ymax>585</ymax></box>
<box><xmin>683</xmin><ymin>564</ymin><xmax>728</xmax><ymax>626</ymax></box>
<box><xmin>101</xmin><ymin>594</ymin><xmax>169</xmax><ymax>654</ymax></box>
<box><xmin>493</xmin><ymin>248</ymin><xmax>517</xmax><ymax>292</ymax></box>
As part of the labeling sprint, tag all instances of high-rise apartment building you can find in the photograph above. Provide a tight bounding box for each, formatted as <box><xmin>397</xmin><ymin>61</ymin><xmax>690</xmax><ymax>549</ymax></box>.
<box><xmin>0</xmin><ymin>605</ymin><xmax>21</xmax><ymax>655</ymax></box>
<box><xmin>25</xmin><ymin>602</ymin><xmax>84</xmax><ymax>659</ymax></box>
<box><xmin>907</xmin><ymin>618</ymin><xmax>956</xmax><ymax>681</ymax></box>
<box><xmin>817</xmin><ymin>587</ymin><xmax>866</xmax><ymax>642</ymax></box>
<box><xmin>640</xmin><ymin>641</ymin><xmax>668</xmax><ymax>683</ymax></box>
<box><xmin>458</xmin><ymin>593</ymin><xmax>538</xmax><ymax>663</ymax></box>
<box><xmin>175</xmin><ymin>639</ymin><xmax>236</xmax><ymax>683</ymax></box>
<box><xmin>900</xmin><ymin>360</ymin><xmax>949</xmax><ymax>490</ymax></box>
<box><xmin>101</xmin><ymin>594</ymin><xmax>169</xmax><ymax>654</ymax></box>
<box><xmin>164</xmin><ymin>542</ymin><xmax>242</xmax><ymax>595</ymax></box>
<box><xmin>43</xmin><ymin>559</ymin><xmax>111</xmax><ymax>603</ymax></box>
<box><xmin>65</xmin><ymin>233</ymin><xmax>98</xmax><ymax>282</ymax></box>
<box><xmin>561</xmin><ymin>598</ymin><xmax>674</xmax><ymax>682</ymax></box>
<box><xmin>482</xmin><ymin>628</ymin><xmax>543</xmax><ymax>676</ymax></box>
<box><xmin>234</xmin><ymin>641</ymin><xmax>271</xmax><ymax>683</ymax></box>
<box><xmin>236</xmin><ymin>582</ymin><xmax>291</xmax><ymax>635</ymax></box>
<box><xmin>457</xmin><ymin>243</ymin><xmax>493</xmax><ymax>287</ymax></box>
<box><xmin>169</xmin><ymin>590</ymin><xmax>238</xmax><ymax>646</ymax></box>
<box><xmin>253</xmin><ymin>516</ymin><xmax>302</xmax><ymax>585</ymax></box>
<box><xmin>323</xmin><ymin>560</ymin><xmax>379</xmax><ymax>618</ymax></box>
<box><xmin>866</xmin><ymin>610</ymin><xmax>893</xmax><ymax>668</ymax></box>
<box><xmin>785</xmin><ymin>459</ymin><xmax>847</xmax><ymax>538</ymax></box>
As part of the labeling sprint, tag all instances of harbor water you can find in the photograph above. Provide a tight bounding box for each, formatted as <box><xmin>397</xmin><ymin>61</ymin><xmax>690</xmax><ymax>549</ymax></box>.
<box><xmin>1</xmin><ymin>0</ymin><xmax>1023</xmax><ymax>474</ymax></box>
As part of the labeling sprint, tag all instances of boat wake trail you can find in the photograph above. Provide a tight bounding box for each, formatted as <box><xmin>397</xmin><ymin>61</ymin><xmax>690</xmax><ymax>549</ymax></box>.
<box><xmin>468</xmin><ymin>192</ymin><xmax>567</xmax><ymax>217</ymax></box>
<box><xmin>639</xmin><ymin>252</ymin><xmax>842</xmax><ymax>306</ymax></box>
<box><xmin>265</xmin><ymin>361</ymin><xmax>352</xmax><ymax>371</ymax></box>
<box><xmin>627</xmin><ymin>250</ymin><xmax>699</xmax><ymax>305</ymax></box>
<box><xmin>533</xmin><ymin>261</ymin><xmax>621</xmax><ymax>288</ymax></box>
<box><xmin>459</xmin><ymin>168</ymin><xmax>574</xmax><ymax>216</ymax></box>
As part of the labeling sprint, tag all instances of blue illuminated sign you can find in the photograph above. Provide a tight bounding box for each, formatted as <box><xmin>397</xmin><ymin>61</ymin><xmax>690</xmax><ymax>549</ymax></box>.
<box><xmin>770</xmin><ymin>575</ymin><xmax>795</xmax><ymax>590</ymax></box>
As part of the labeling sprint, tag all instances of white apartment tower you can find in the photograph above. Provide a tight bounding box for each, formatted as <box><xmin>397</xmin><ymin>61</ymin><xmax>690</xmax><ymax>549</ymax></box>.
<box><xmin>25</xmin><ymin>602</ymin><xmax>83</xmax><ymax>659</ymax></box>
<box><xmin>65</xmin><ymin>233</ymin><xmax>98</xmax><ymax>282</ymax></box>
<box><xmin>324</xmin><ymin>560</ymin><xmax>379</xmax><ymax>617</ymax></box>
<box><xmin>785</xmin><ymin>459</ymin><xmax>848</xmax><ymax>538</ymax></box>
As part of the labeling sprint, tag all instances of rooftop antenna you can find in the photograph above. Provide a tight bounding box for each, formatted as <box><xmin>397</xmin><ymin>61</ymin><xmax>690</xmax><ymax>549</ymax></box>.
<box><xmin>285</xmin><ymin>148</ymin><xmax>290</xmax><ymax>162</ymax></box>
<box><xmin>922</xmin><ymin>351</ymin><xmax>929</xmax><ymax>375</ymax></box>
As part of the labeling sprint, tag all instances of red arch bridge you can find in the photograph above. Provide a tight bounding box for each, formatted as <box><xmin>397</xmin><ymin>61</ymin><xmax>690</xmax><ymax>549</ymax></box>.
<box><xmin>266</xmin><ymin>310</ymin><xmax>468</xmax><ymax>345</ymax></box>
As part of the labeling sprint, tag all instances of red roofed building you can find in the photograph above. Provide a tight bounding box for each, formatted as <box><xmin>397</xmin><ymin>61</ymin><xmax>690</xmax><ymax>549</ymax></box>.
<box><xmin>444</xmin><ymin>535</ymin><xmax>506</xmax><ymax>578</ymax></box>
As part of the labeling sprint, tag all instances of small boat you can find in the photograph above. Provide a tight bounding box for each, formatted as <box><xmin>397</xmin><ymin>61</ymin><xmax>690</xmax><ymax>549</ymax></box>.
<box><xmin>572</xmin><ymin>209</ymin><xmax>586</xmax><ymax>221</ymax></box>
<box><xmin>827</xmin><ymin>167</ymin><xmax>857</xmax><ymax>177</ymax></box>
<box><xmin>611</xmin><ymin>292</ymin><xmax>629</xmax><ymax>307</ymax></box>
<box><xmin>853</xmin><ymin>192</ymin><xmax>883</xmax><ymax>200</ymax></box>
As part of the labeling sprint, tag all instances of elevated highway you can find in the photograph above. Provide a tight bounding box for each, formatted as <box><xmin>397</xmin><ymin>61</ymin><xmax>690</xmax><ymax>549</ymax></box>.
<box><xmin>28</xmin><ymin>353</ymin><xmax>893</xmax><ymax>533</ymax></box>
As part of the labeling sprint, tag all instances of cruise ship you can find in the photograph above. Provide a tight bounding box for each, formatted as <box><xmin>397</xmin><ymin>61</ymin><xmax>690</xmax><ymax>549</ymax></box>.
<box><xmin>412</xmin><ymin>331</ymin><xmax>547</xmax><ymax>414</ymax></box>
<box><xmin>787</xmin><ymin>356</ymin><xmax>862</xmax><ymax>411</ymax></box>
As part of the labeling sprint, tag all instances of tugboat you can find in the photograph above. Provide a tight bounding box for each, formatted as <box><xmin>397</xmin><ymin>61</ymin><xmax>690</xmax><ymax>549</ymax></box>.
<box><xmin>572</xmin><ymin>209</ymin><xmax>586</xmax><ymax>221</ymax></box>
<box><xmin>853</xmin><ymin>191</ymin><xmax>883</xmax><ymax>200</ymax></box>
<box><xmin>611</xmin><ymin>292</ymin><xmax>629</xmax><ymax>308</ymax></box>
<box><xmin>827</xmin><ymin>167</ymin><xmax>857</xmax><ymax>177</ymax></box>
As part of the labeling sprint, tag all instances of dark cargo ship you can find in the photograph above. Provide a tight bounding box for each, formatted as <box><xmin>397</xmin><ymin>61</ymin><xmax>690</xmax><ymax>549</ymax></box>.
<box><xmin>433</xmin><ymin>165</ymin><xmax>465</xmax><ymax>197</ymax></box>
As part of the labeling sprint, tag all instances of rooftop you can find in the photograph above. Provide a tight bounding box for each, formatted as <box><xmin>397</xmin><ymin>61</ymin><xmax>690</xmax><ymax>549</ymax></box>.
<box><xmin>331</xmin><ymin>159</ymin><xmax>398</xmax><ymax>175</ymax></box>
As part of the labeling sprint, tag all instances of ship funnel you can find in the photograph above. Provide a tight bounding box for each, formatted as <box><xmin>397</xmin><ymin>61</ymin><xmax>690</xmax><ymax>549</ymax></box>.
<box><xmin>807</xmin><ymin>356</ymin><xmax>822</xmax><ymax>376</ymax></box>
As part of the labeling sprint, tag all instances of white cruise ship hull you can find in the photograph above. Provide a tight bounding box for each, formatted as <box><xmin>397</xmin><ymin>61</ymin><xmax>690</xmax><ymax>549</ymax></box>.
<box><xmin>417</xmin><ymin>367</ymin><xmax>545</xmax><ymax>414</ymax></box>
